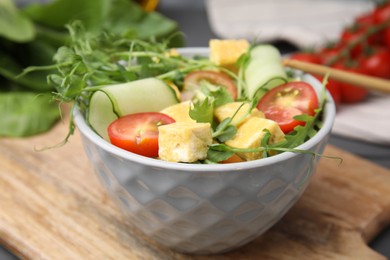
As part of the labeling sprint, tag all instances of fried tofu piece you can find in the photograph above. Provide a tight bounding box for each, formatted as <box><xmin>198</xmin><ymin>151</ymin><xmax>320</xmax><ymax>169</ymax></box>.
<box><xmin>225</xmin><ymin>117</ymin><xmax>285</xmax><ymax>161</ymax></box>
<box><xmin>209</xmin><ymin>39</ymin><xmax>250</xmax><ymax>70</ymax></box>
<box><xmin>158</xmin><ymin>122</ymin><xmax>212</xmax><ymax>163</ymax></box>
<box><xmin>160</xmin><ymin>101</ymin><xmax>195</xmax><ymax>123</ymax></box>
<box><xmin>214</xmin><ymin>102</ymin><xmax>264</xmax><ymax>126</ymax></box>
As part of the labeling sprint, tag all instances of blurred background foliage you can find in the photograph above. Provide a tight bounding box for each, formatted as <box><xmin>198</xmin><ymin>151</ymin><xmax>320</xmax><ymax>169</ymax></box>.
<box><xmin>0</xmin><ymin>0</ymin><xmax>183</xmax><ymax>137</ymax></box>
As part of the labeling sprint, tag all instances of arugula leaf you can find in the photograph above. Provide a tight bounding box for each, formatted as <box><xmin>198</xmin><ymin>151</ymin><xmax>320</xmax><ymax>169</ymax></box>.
<box><xmin>214</xmin><ymin>118</ymin><xmax>237</xmax><ymax>142</ymax></box>
<box><xmin>277</xmin><ymin>113</ymin><xmax>320</xmax><ymax>149</ymax></box>
<box><xmin>207</xmin><ymin>146</ymin><xmax>234</xmax><ymax>163</ymax></box>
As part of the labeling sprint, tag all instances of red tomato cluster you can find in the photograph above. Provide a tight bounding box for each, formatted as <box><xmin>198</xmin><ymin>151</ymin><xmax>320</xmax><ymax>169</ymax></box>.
<box><xmin>290</xmin><ymin>1</ymin><xmax>390</xmax><ymax>105</ymax></box>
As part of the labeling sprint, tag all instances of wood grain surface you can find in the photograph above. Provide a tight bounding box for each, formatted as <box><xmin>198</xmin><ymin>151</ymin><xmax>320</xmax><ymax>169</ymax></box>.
<box><xmin>1</xmin><ymin>119</ymin><xmax>390</xmax><ymax>260</ymax></box>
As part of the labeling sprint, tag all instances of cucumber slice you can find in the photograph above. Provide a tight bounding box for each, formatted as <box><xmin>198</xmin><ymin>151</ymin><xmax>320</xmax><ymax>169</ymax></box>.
<box><xmin>244</xmin><ymin>44</ymin><xmax>287</xmax><ymax>99</ymax></box>
<box><xmin>249</xmin><ymin>44</ymin><xmax>282</xmax><ymax>62</ymax></box>
<box><xmin>88</xmin><ymin>78</ymin><xmax>179</xmax><ymax>140</ymax></box>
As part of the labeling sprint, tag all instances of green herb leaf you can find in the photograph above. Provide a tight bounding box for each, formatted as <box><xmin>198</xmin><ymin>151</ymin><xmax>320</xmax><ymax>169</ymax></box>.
<box><xmin>202</xmin><ymin>83</ymin><xmax>234</xmax><ymax>108</ymax></box>
<box><xmin>216</xmin><ymin>124</ymin><xmax>237</xmax><ymax>143</ymax></box>
<box><xmin>276</xmin><ymin>114</ymin><xmax>317</xmax><ymax>149</ymax></box>
<box><xmin>207</xmin><ymin>144</ymin><xmax>235</xmax><ymax>162</ymax></box>
<box><xmin>189</xmin><ymin>97</ymin><xmax>214</xmax><ymax>124</ymax></box>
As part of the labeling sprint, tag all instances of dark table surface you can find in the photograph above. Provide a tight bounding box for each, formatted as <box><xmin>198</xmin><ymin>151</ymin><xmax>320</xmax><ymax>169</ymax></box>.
<box><xmin>1</xmin><ymin>0</ymin><xmax>389</xmax><ymax>259</ymax></box>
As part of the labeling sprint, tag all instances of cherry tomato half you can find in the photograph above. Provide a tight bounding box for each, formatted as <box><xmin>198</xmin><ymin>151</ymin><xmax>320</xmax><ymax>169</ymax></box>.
<box><xmin>182</xmin><ymin>70</ymin><xmax>237</xmax><ymax>101</ymax></box>
<box><xmin>257</xmin><ymin>82</ymin><xmax>319</xmax><ymax>134</ymax></box>
<box><xmin>108</xmin><ymin>112</ymin><xmax>175</xmax><ymax>158</ymax></box>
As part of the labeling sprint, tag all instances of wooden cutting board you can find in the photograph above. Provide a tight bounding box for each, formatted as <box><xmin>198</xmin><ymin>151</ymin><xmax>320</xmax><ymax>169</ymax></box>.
<box><xmin>1</xmin><ymin>118</ymin><xmax>390</xmax><ymax>260</ymax></box>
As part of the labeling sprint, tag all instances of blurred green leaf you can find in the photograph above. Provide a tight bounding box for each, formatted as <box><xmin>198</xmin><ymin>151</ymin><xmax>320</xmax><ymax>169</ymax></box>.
<box><xmin>105</xmin><ymin>0</ymin><xmax>183</xmax><ymax>45</ymax></box>
<box><xmin>0</xmin><ymin>40</ymin><xmax>56</xmax><ymax>91</ymax></box>
<box><xmin>0</xmin><ymin>0</ymin><xmax>35</xmax><ymax>42</ymax></box>
<box><xmin>0</xmin><ymin>0</ymin><xmax>184</xmax><ymax>137</ymax></box>
<box><xmin>0</xmin><ymin>92</ymin><xmax>59</xmax><ymax>137</ymax></box>
<box><xmin>22</xmin><ymin>0</ymin><xmax>107</xmax><ymax>31</ymax></box>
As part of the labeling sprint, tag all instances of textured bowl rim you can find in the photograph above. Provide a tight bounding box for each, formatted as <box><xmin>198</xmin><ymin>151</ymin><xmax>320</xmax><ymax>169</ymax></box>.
<box><xmin>73</xmin><ymin>47</ymin><xmax>336</xmax><ymax>172</ymax></box>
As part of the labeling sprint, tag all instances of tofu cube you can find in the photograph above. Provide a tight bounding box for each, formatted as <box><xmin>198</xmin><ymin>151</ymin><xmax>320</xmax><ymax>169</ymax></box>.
<box><xmin>158</xmin><ymin>122</ymin><xmax>212</xmax><ymax>163</ymax></box>
<box><xmin>209</xmin><ymin>39</ymin><xmax>250</xmax><ymax>70</ymax></box>
<box><xmin>214</xmin><ymin>102</ymin><xmax>264</xmax><ymax>126</ymax></box>
<box><xmin>226</xmin><ymin>117</ymin><xmax>285</xmax><ymax>161</ymax></box>
<box><xmin>160</xmin><ymin>101</ymin><xmax>196</xmax><ymax>123</ymax></box>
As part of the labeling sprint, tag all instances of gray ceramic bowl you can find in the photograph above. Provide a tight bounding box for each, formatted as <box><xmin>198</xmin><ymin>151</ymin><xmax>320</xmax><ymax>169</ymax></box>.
<box><xmin>73</xmin><ymin>48</ymin><xmax>336</xmax><ymax>254</ymax></box>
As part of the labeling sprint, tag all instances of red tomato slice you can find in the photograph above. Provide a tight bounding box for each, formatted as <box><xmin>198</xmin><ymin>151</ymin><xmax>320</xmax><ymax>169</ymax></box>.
<box><xmin>183</xmin><ymin>70</ymin><xmax>237</xmax><ymax>100</ymax></box>
<box><xmin>108</xmin><ymin>112</ymin><xmax>175</xmax><ymax>158</ymax></box>
<box><xmin>257</xmin><ymin>82</ymin><xmax>319</xmax><ymax>134</ymax></box>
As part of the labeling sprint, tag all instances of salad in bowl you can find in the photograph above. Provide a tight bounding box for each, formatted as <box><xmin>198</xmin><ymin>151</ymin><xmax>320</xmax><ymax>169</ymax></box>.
<box><xmin>45</xmin><ymin>22</ymin><xmax>329</xmax><ymax>165</ymax></box>
<box><xmin>34</xmin><ymin>22</ymin><xmax>336</xmax><ymax>254</ymax></box>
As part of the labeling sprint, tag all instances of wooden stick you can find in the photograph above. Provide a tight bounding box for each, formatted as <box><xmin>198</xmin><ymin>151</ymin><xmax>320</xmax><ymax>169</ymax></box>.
<box><xmin>283</xmin><ymin>59</ymin><xmax>390</xmax><ymax>94</ymax></box>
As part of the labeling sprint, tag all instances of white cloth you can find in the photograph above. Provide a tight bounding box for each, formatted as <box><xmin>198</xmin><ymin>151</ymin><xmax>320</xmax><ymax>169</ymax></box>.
<box><xmin>332</xmin><ymin>93</ymin><xmax>390</xmax><ymax>144</ymax></box>
<box><xmin>206</xmin><ymin>0</ymin><xmax>374</xmax><ymax>49</ymax></box>
<box><xmin>206</xmin><ymin>0</ymin><xmax>390</xmax><ymax>144</ymax></box>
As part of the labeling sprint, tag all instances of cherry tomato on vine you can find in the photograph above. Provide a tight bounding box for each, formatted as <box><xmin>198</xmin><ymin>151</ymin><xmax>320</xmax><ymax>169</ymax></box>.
<box><xmin>356</xmin><ymin>11</ymin><xmax>376</xmax><ymax>26</ymax></box>
<box><xmin>318</xmin><ymin>43</ymin><xmax>345</xmax><ymax>65</ymax></box>
<box><xmin>358</xmin><ymin>46</ymin><xmax>390</xmax><ymax>78</ymax></box>
<box><xmin>257</xmin><ymin>82</ymin><xmax>319</xmax><ymax>134</ymax></box>
<box><xmin>182</xmin><ymin>70</ymin><xmax>237</xmax><ymax>101</ymax></box>
<box><xmin>108</xmin><ymin>112</ymin><xmax>175</xmax><ymax>158</ymax></box>
<box><xmin>289</xmin><ymin>52</ymin><xmax>322</xmax><ymax>64</ymax></box>
<box><xmin>373</xmin><ymin>2</ymin><xmax>390</xmax><ymax>24</ymax></box>
<box><xmin>384</xmin><ymin>28</ymin><xmax>390</xmax><ymax>49</ymax></box>
<box><xmin>340</xmin><ymin>24</ymin><xmax>375</xmax><ymax>58</ymax></box>
<box><xmin>332</xmin><ymin>62</ymin><xmax>369</xmax><ymax>103</ymax></box>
